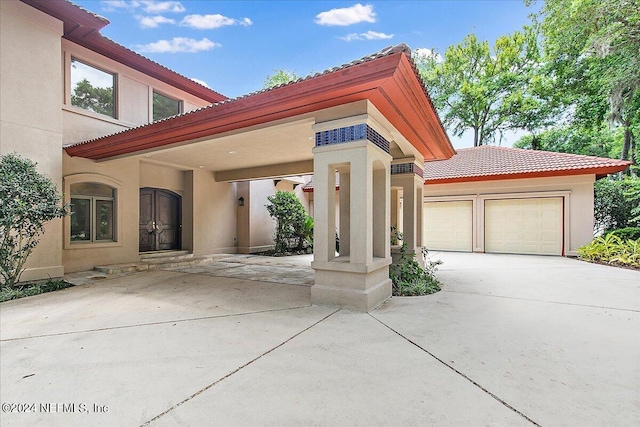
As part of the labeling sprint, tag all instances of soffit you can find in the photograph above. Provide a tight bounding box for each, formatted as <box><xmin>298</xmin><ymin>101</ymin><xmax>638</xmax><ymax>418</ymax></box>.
<box><xmin>132</xmin><ymin>118</ymin><xmax>316</xmax><ymax>172</ymax></box>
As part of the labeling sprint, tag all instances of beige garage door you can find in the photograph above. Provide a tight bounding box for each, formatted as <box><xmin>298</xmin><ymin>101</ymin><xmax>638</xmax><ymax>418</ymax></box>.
<box><xmin>423</xmin><ymin>201</ymin><xmax>473</xmax><ymax>252</ymax></box>
<box><xmin>485</xmin><ymin>198</ymin><xmax>563</xmax><ymax>255</ymax></box>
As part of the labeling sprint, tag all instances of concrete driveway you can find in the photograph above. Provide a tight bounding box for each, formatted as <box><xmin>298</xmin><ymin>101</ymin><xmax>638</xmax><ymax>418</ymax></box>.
<box><xmin>1</xmin><ymin>253</ymin><xmax>638</xmax><ymax>426</ymax></box>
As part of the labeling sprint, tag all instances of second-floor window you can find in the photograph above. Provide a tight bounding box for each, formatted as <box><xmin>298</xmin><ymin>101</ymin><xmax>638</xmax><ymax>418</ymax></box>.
<box><xmin>70</xmin><ymin>57</ymin><xmax>116</xmax><ymax>118</ymax></box>
<box><xmin>153</xmin><ymin>91</ymin><xmax>182</xmax><ymax>121</ymax></box>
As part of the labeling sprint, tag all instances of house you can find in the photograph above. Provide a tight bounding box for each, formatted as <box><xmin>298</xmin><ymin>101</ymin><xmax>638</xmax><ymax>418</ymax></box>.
<box><xmin>303</xmin><ymin>146</ymin><xmax>632</xmax><ymax>257</ymax></box>
<box><xmin>2</xmin><ymin>0</ymin><xmax>459</xmax><ymax>312</ymax></box>
<box><xmin>2</xmin><ymin>1</ymin><xmax>632</xmax><ymax>310</ymax></box>
<box><xmin>421</xmin><ymin>146</ymin><xmax>631</xmax><ymax>256</ymax></box>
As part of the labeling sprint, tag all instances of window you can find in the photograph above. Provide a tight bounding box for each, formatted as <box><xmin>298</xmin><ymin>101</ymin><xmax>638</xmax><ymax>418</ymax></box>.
<box><xmin>70</xmin><ymin>57</ymin><xmax>116</xmax><ymax>118</ymax></box>
<box><xmin>70</xmin><ymin>183</ymin><xmax>116</xmax><ymax>242</ymax></box>
<box><xmin>153</xmin><ymin>91</ymin><xmax>182</xmax><ymax>121</ymax></box>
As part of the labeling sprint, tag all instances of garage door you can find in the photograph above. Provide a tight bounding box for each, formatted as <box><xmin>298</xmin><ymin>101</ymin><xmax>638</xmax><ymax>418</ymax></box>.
<box><xmin>423</xmin><ymin>201</ymin><xmax>473</xmax><ymax>252</ymax></box>
<box><xmin>485</xmin><ymin>198</ymin><xmax>563</xmax><ymax>255</ymax></box>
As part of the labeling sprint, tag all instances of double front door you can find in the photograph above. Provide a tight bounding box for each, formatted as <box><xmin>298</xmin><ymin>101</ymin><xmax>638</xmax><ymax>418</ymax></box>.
<box><xmin>139</xmin><ymin>188</ymin><xmax>181</xmax><ymax>252</ymax></box>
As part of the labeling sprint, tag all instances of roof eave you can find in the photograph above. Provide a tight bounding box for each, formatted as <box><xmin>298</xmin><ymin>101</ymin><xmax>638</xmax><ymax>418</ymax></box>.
<box><xmin>424</xmin><ymin>164</ymin><xmax>632</xmax><ymax>184</ymax></box>
<box><xmin>70</xmin><ymin>32</ymin><xmax>227</xmax><ymax>103</ymax></box>
<box><xmin>66</xmin><ymin>51</ymin><xmax>454</xmax><ymax>162</ymax></box>
<box><xmin>20</xmin><ymin>0</ymin><xmax>226</xmax><ymax>103</ymax></box>
<box><xmin>21</xmin><ymin>0</ymin><xmax>108</xmax><ymax>32</ymax></box>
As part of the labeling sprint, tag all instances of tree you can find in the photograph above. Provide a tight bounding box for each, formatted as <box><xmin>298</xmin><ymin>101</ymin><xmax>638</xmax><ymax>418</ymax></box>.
<box><xmin>503</xmin><ymin>61</ymin><xmax>564</xmax><ymax>149</ymax></box>
<box><xmin>266</xmin><ymin>191</ymin><xmax>309</xmax><ymax>253</ymax></box>
<box><xmin>536</xmin><ymin>0</ymin><xmax>640</xmax><ymax>160</ymax></box>
<box><xmin>415</xmin><ymin>28</ymin><xmax>540</xmax><ymax>146</ymax></box>
<box><xmin>514</xmin><ymin>125</ymin><xmax>617</xmax><ymax>157</ymax></box>
<box><xmin>0</xmin><ymin>154</ymin><xmax>67</xmax><ymax>287</ymax></box>
<box><xmin>263</xmin><ymin>69</ymin><xmax>299</xmax><ymax>89</ymax></box>
<box><xmin>594</xmin><ymin>177</ymin><xmax>640</xmax><ymax>233</ymax></box>
<box><xmin>71</xmin><ymin>78</ymin><xmax>114</xmax><ymax>117</ymax></box>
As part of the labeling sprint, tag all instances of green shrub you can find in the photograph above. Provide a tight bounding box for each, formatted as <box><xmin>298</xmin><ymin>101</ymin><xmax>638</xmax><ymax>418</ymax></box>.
<box><xmin>607</xmin><ymin>227</ymin><xmax>640</xmax><ymax>241</ymax></box>
<box><xmin>390</xmin><ymin>226</ymin><xmax>403</xmax><ymax>245</ymax></box>
<box><xmin>1</xmin><ymin>153</ymin><xmax>68</xmax><ymax>287</ymax></box>
<box><xmin>594</xmin><ymin>177</ymin><xmax>640</xmax><ymax>233</ymax></box>
<box><xmin>1</xmin><ymin>279</ymin><xmax>73</xmax><ymax>302</ymax></box>
<box><xmin>266</xmin><ymin>191</ymin><xmax>311</xmax><ymax>254</ymax></box>
<box><xmin>578</xmin><ymin>234</ymin><xmax>640</xmax><ymax>268</ymax></box>
<box><xmin>390</xmin><ymin>244</ymin><xmax>442</xmax><ymax>296</ymax></box>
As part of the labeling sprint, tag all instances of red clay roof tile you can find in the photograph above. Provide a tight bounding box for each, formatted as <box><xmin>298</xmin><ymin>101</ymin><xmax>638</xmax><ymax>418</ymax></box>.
<box><xmin>424</xmin><ymin>146</ymin><xmax>632</xmax><ymax>183</ymax></box>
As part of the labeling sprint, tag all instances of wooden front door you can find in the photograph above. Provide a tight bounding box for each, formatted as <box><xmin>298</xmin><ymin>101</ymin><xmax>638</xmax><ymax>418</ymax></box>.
<box><xmin>139</xmin><ymin>188</ymin><xmax>181</xmax><ymax>252</ymax></box>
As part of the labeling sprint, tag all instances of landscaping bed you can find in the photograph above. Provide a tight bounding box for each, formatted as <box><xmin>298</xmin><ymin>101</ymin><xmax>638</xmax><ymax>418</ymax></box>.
<box><xmin>0</xmin><ymin>279</ymin><xmax>73</xmax><ymax>302</ymax></box>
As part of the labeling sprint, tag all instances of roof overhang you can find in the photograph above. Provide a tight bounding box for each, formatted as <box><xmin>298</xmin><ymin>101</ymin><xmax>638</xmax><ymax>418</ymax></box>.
<box><xmin>64</xmin><ymin>48</ymin><xmax>455</xmax><ymax>162</ymax></box>
<box><xmin>424</xmin><ymin>165</ymin><xmax>632</xmax><ymax>184</ymax></box>
<box><xmin>21</xmin><ymin>0</ymin><xmax>226</xmax><ymax>103</ymax></box>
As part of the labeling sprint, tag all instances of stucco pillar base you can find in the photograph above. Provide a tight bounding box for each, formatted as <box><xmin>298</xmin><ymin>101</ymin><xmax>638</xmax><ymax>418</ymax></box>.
<box><xmin>311</xmin><ymin>257</ymin><xmax>392</xmax><ymax>312</ymax></box>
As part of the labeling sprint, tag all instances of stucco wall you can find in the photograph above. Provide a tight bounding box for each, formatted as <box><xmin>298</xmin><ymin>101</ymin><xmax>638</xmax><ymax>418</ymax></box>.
<box><xmin>61</xmin><ymin>39</ymin><xmax>212</xmax><ymax>146</ymax></box>
<box><xmin>62</xmin><ymin>154</ymin><xmax>140</xmax><ymax>272</ymax></box>
<box><xmin>423</xmin><ymin>174</ymin><xmax>596</xmax><ymax>256</ymax></box>
<box><xmin>189</xmin><ymin>169</ymin><xmax>237</xmax><ymax>255</ymax></box>
<box><xmin>250</xmin><ymin>180</ymin><xmax>278</xmax><ymax>250</ymax></box>
<box><xmin>139</xmin><ymin>162</ymin><xmax>184</xmax><ymax>195</ymax></box>
<box><xmin>0</xmin><ymin>0</ymin><xmax>65</xmax><ymax>281</ymax></box>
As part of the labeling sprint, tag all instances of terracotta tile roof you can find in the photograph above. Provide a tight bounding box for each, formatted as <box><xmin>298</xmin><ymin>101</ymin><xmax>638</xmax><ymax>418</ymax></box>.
<box><xmin>424</xmin><ymin>146</ymin><xmax>632</xmax><ymax>183</ymax></box>
<box><xmin>302</xmin><ymin>174</ymin><xmax>340</xmax><ymax>192</ymax></box>
<box><xmin>65</xmin><ymin>44</ymin><xmax>415</xmax><ymax>149</ymax></box>
<box><xmin>63</xmin><ymin>43</ymin><xmax>450</xmax><ymax>154</ymax></box>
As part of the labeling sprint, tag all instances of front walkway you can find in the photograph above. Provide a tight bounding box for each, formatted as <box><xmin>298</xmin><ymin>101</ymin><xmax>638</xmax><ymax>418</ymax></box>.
<box><xmin>161</xmin><ymin>254</ymin><xmax>315</xmax><ymax>286</ymax></box>
<box><xmin>1</xmin><ymin>253</ymin><xmax>638</xmax><ymax>426</ymax></box>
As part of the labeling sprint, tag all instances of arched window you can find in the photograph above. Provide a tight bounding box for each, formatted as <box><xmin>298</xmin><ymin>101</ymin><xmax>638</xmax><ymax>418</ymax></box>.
<box><xmin>70</xmin><ymin>182</ymin><xmax>116</xmax><ymax>242</ymax></box>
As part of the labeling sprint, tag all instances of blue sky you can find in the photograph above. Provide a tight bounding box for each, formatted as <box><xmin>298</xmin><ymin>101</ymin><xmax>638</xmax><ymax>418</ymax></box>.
<box><xmin>73</xmin><ymin>1</ymin><xmax>539</xmax><ymax>147</ymax></box>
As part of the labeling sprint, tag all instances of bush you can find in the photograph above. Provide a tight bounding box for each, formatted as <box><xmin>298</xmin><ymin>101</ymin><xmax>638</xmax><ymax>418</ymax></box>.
<box><xmin>390</xmin><ymin>244</ymin><xmax>442</xmax><ymax>296</ymax></box>
<box><xmin>607</xmin><ymin>227</ymin><xmax>640</xmax><ymax>241</ymax></box>
<box><xmin>594</xmin><ymin>177</ymin><xmax>640</xmax><ymax>233</ymax></box>
<box><xmin>0</xmin><ymin>279</ymin><xmax>73</xmax><ymax>302</ymax></box>
<box><xmin>266</xmin><ymin>191</ymin><xmax>311</xmax><ymax>254</ymax></box>
<box><xmin>578</xmin><ymin>234</ymin><xmax>640</xmax><ymax>268</ymax></box>
<box><xmin>1</xmin><ymin>154</ymin><xmax>68</xmax><ymax>287</ymax></box>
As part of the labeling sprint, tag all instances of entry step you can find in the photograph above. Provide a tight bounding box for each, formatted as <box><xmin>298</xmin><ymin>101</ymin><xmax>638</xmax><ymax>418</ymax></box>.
<box><xmin>139</xmin><ymin>250</ymin><xmax>192</xmax><ymax>261</ymax></box>
<box><xmin>95</xmin><ymin>254</ymin><xmax>220</xmax><ymax>275</ymax></box>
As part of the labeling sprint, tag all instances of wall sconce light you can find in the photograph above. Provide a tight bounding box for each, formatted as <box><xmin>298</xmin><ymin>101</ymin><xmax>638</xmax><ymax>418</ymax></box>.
<box><xmin>237</xmin><ymin>197</ymin><xmax>245</xmax><ymax>207</ymax></box>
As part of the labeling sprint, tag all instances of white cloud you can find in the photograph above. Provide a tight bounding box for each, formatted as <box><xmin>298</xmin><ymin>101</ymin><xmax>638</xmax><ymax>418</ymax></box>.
<box><xmin>141</xmin><ymin>1</ymin><xmax>185</xmax><ymax>13</ymax></box>
<box><xmin>190</xmin><ymin>78</ymin><xmax>210</xmax><ymax>88</ymax></box>
<box><xmin>413</xmin><ymin>47</ymin><xmax>443</xmax><ymax>63</ymax></box>
<box><xmin>101</xmin><ymin>0</ymin><xmax>136</xmax><ymax>12</ymax></box>
<box><xmin>340</xmin><ymin>30</ymin><xmax>393</xmax><ymax>41</ymax></box>
<box><xmin>136</xmin><ymin>15</ymin><xmax>175</xmax><ymax>28</ymax></box>
<box><xmin>340</xmin><ymin>31</ymin><xmax>393</xmax><ymax>42</ymax></box>
<box><xmin>180</xmin><ymin>14</ymin><xmax>253</xmax><ymax>29</ymax></box>
<box><xmin>315</xmin><ymin>3</ymin><xmax>376</xmax><ymax>26</ymax></box>
<box><xmin>101</xmin><ymin>1</ymin><xmax>185</xmax><ymax>13</ymax></box>
<box><xmin>135</xmin><ymin>37</ymin><xmax>220</xmax><ymax>53</ymax></box>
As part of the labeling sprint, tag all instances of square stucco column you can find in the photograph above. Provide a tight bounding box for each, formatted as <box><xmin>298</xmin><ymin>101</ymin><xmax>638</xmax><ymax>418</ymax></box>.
<box><xmin>391</xmin><ymin>159</ymin><xmax>425</xmax><ymax>260</ymax></box>
<box><xmin>311</xmin><ymin>118</ymin><xmax>392</xmax><ymax>312</ymax></box>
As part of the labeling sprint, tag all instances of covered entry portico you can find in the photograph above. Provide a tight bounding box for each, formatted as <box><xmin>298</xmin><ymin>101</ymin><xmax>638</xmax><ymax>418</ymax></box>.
<box><xmin>64</xmin><ymin>45</ymin><xmax>454</xmax><ymax>311</ymax></box>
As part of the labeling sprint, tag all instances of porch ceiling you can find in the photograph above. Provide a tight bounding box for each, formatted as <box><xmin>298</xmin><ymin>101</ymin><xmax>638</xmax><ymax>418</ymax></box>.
<box><xmin>133</xmin><ymin>118</ymin><xmax>316</xmax><ymax>174</ymax></box>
